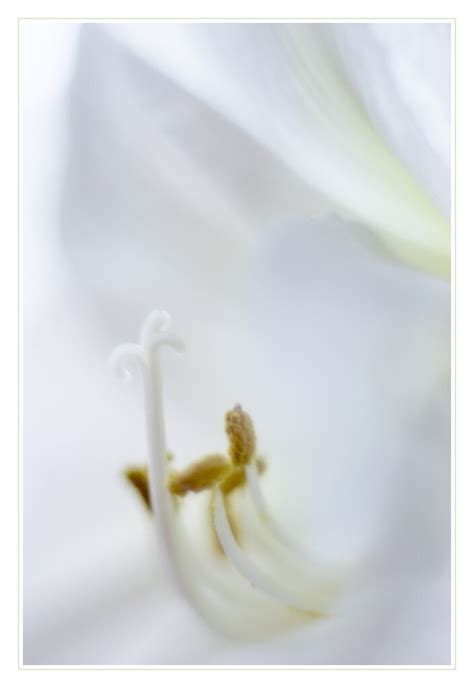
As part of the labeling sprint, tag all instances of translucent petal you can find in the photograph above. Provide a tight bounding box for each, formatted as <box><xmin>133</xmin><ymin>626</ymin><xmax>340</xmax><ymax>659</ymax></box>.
<box><xmin>108</xmin><ymin>22</ymin><xmax>450</xmax><ymax>277</ymax></box>
<box><xmin>327</xmin><ymin>23</ymin><xmax>451</xmax><ymax>218</ymax></box>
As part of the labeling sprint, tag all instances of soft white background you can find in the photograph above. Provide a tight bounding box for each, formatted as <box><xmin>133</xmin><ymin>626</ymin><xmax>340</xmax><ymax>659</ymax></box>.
<box><xmin>20</xmin><ymin>18</ymin><xmax>452</xmax><ymax>666</ymax></box>
<box><xmin>1</xmin><ymin>0</ymin><xmax>473</xmax><ymax>684</ymax></box>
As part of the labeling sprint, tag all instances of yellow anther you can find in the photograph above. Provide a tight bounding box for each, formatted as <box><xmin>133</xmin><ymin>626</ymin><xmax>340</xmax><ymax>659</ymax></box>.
<box><xmin>225</xmin><ymin>404</ymin><xmax>256</xmax><ymax>466</ymax></box>
<box><xmin>167</xmin><ymin>454</ymin><xmax>231</xmax><ymax>497</ymax></box>
<box><xmin>220</xmin><ymin>466</ymin><xmax>246</xmax><ymax>495</ymax></box>
<box><xmin>125</xmin><ymin>408</ymin><xmax>265</xmax><ymax>509</ymax></box>
<box><xmin>255</xmin><ymin>455</ymin><xmax>267</xmax><ymax>475</ymax></box>
<box><xmin>220</xmin><ymin>455</ymin><xmax>267</xmax><ymax>495</ymax></box>
<box><xmin>124</xmin><ymin>465</ymin><xmax>151</xmax><ymax>511</ymax></box>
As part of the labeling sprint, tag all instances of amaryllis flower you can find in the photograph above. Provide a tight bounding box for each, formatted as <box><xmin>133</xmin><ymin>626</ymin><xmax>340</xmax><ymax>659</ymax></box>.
<box><xmin>22</xmin><ymin>21</ymin><xmax>451</xmax><ymax>665</ymax></box>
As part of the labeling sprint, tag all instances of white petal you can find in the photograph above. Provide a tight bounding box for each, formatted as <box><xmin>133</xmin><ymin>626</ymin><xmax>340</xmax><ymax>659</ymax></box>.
<box><xmin>60</xmin><ymin>25</ymin><xmax>332</xmax><ymax>429</ymax></box>
<box><xmin>327</xmin><ymin>23</ymin><xmax>451</xmax><ymax>217</ymax></box>
<box><xmin>107</xmin><ymin>23</ymin><xmax>450</xmax><ymax>277</ymax></box>
<box><xmin>250</xmin><ymin>215</ymin><xmax>449</xmax><ymax>561</ymax></box>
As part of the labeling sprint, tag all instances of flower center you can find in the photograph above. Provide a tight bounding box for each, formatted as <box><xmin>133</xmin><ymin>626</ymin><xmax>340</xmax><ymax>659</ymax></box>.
<box><xmin>111</xmin><ymin>310</ymin><xmax>340</xmax><ymax>633</ymax></box>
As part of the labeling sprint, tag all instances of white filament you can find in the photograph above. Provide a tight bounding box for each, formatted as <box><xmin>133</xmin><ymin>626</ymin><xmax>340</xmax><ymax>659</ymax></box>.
<box><xmin>245</xmin><ymin>463</ymin><xmax>296</xmax><ymax>548</ymax></box>
<box><xmin>213</xmin><ymin>488</ymin><xmax>325</xmax><ymax>614</ymax></box>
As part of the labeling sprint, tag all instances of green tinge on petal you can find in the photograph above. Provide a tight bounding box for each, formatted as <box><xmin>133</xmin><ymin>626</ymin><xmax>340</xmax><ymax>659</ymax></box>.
<box><xmin>379</xmin><ymin>229</ymin><xmax>450</xmax><ymax>280</ymax></box>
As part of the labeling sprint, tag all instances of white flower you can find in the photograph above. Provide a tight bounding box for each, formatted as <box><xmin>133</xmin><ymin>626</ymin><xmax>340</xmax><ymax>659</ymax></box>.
<box><xmin>23</xmin><ymin>22</ymin><xmax>450</xmax><ymax>665</ymax></box>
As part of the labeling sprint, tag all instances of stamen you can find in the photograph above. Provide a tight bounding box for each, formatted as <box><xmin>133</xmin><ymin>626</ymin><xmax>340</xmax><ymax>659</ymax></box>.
<box><xmin>168</xmin><ymin>454</ymin><xmax>231</xmax><ymax>496</ymax></box>
<box><xmin>212</xmin><ymin>488</ymin><xmax>323</xmax><ymax>615</ymax></box>
<box><xmin>220</xmin><ymin>466</ymin><xmax>246</xmax><ymax>494</ymax></box>
<box><xmin>209</xmin><ymin>489</ymin><xmax>242</xmax><ymax>555</ymax></box>
<box><xmin>220</xmin><ymin>457</ymin><xmax>266</xmax><ymax>495</ymax></box>
<box><xmin>225</xmin><ymin>404</ymin><xmax>256</xmax><ymax>466</ymax></box>
<box><xmin>245</xmin><ymin>463</ymin><xmax>296</xmax><ymax>549</ymax></box>
<box><xmin>124</xmin><ymin>465</ymin><xmax>151</xmax><ymax>511</ymax></box>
